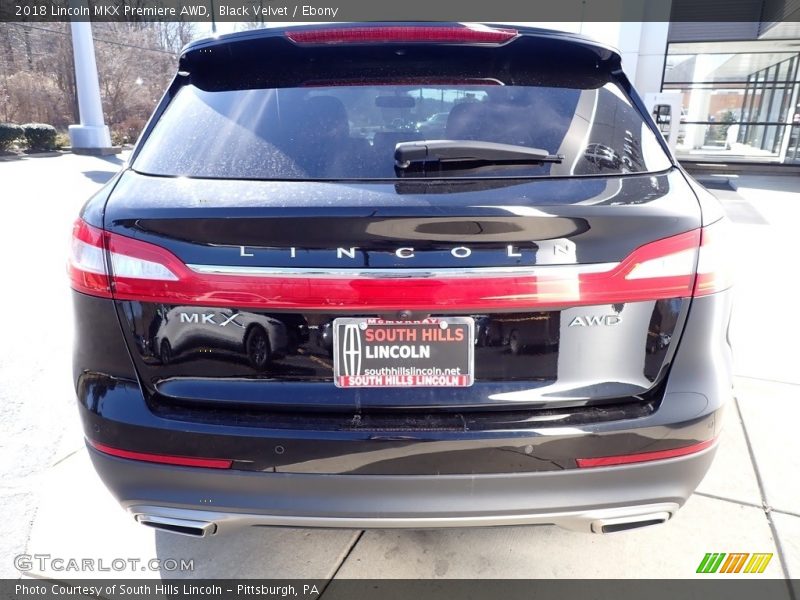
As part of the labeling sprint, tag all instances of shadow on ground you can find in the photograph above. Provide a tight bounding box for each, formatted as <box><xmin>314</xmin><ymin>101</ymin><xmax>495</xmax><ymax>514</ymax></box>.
<box><xmin>153</xmin><ymin>527</ymin><xmax>359</xmax><ymax>578</ymax></box>
<box><xmin>81</xmin><ymin>155</ymin><xmax>124</xmax><ymax>183</ymax></box>
<box><xmin>82</xmin><ymin>170</ymin><xmax>118</xmax><ymax>183</ymax></box>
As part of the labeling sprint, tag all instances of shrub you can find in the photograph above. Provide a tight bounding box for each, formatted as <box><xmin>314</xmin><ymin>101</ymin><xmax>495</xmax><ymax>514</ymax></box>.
<box><xmin>111</xmin><ymin>116</ymin><xmax>147</xmax><ymax>147</ymax></box>
<box><xmin>0</xmin><ymin>123</ymin><xmax>24</xmax><ymax>151</ymax></box>
<box><xmin>110</xmin><ymin>129</ymin><xmax>127</xmax><ymax>147</ymax></box>
<box><xmin>22</xmin><ymin>122</ymin><xmax>57</xmax><ymax>151</ymax></box>
<box><xmin>54</xmin><ymin>132</ymin><xmax>71</xmax><ymax>149</ymax></box>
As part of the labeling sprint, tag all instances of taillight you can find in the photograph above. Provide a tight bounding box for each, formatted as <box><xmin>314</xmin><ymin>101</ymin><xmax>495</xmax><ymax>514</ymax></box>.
<box><xmin>618</xmin><ymin>218</ymin><xmax>733</xmax><ymax>299</ymax></box>
<box><xmin>69</xmin><ymin>219</ymin><xmax>731</xmax><ymax>310</ymax></box>
<box><xmin>285</xmin><ymin>25</ymin><xmax>519</xmax><ymax>46</ymax></box>
<box><xmin>104</xmin><ymin>229</ymin><xmax>181</xmax><ymax>284</ymax></box>
<box><xmin>69</xmin><ymin>218</ymin><xmax>181</xmax><ymax>299</ymax></box>
<box><xmin>694</xmin><ymin>219</ymin><xmax>734</xmax><ymax>296</ymax></box>
<box><xmin>69</xmin><ymin>219</ymin><xmax>112</xmax><ymax>297</ymax></box>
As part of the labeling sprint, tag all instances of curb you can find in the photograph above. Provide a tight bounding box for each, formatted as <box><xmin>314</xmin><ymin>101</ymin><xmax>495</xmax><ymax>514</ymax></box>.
<box><xmin>0</xmin><ymin>150</ymin><xmax>71</xmax><ymax>161</ymax></box>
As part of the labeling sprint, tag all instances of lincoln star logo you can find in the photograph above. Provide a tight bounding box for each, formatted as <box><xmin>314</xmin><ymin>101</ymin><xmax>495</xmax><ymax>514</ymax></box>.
<box><xmin>341</xmin><ymin>324</ymin><xmax>363</xmax><ymax>377</ymax></box>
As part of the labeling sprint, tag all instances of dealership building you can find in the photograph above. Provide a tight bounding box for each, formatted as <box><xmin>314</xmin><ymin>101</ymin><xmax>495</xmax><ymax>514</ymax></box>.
<box><xmin>539</xmin><ymin>1</ymin><xmax>800</xmax><ymax>165</ymax></box>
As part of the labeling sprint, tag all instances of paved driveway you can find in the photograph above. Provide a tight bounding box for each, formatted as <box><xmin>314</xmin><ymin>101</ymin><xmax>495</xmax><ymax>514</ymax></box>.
<box><xmin>1</xmin><ymin>154</ymin><xmax>798</xmax><ymax>582</ymax></box>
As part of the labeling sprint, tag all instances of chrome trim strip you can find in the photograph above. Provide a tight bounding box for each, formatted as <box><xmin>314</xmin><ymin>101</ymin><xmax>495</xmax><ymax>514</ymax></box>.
<box><xmin>130</xmin><ymin>502</ymin><xmax>678</xmax><ymax>534</ymax></box>
<box><xmin>185</xmin><ymin>263</ymin><xmax>619</xmax><ymax>279</ymax></box>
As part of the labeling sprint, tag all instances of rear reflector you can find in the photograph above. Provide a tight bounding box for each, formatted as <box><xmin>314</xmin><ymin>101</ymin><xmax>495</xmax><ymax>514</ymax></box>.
<box><xmin>69</xmin><ymin>218</ymin><xmax>732</xmax><ymax>311</ymax></box>
<box><xmin>88</xmin><ymin>440</ymin><xmax>232</xmax><ymax>469</ymax></box>
<box><xmin>576</xmin><ymin>438</ymin><xmax>717</xmax><ymax>468</ymax></box>
<box><xmin>286</xmin><ymin>25</ymin><xmax>519</xmax><ymax>46</ymax></box>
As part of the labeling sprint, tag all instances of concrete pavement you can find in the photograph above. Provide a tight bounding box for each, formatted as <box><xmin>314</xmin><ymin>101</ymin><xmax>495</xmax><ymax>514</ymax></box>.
<box><xmin>1</xmin><ymin>153</ymin><xmax>797</xmax><ymax>581</ymax></box>
<box><xmin>1</xmin><ymin>152</ymin><xmax>127</xmax><ymax>578</ymax></box>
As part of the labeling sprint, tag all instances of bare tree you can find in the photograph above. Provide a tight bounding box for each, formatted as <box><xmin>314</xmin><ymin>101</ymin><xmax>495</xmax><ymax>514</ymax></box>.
<box><xmin>0</xmin><ymin>21</ymin><xmax>196</xmax><ymax>143</ymax></box>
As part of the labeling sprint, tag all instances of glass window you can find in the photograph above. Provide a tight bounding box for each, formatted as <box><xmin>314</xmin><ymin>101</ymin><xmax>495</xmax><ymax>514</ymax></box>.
<box><xmin>133</xmin><ymin>83</ymin><xmax>671</xmax><ymax>180</ymax></box>
<box><xmin>664</xmin><ymin>51</ymin><xmax>798</xmax><ymax>84</ymax></box>
<box><xmin>664</xmin><ymin>42</ymin><xmax>800</xmax><ymax>161</ymax></box>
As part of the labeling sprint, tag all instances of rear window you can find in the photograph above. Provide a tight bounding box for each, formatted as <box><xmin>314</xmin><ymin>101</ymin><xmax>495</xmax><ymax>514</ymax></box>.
<box><xmin>133</xmin><ymin>82</ymin><xmax>671</xmax><ymax>180</ymax></box>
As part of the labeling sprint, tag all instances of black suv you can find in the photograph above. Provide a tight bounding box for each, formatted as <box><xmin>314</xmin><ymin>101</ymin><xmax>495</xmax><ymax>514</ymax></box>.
<box><xmin>70</xmin><ymin>23</ymin><xmax>732</xmax><ymax>537</ymax></box>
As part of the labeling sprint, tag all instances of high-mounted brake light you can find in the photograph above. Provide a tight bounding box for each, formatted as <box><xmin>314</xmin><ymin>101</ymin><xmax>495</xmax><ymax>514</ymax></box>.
<box><xmin>69</xmin><ymin>219</ymin><xmax>731</xmax><ymax>311</ymax></box>
<box><xmin>285</xmin><ymin>25</ymin><xmax>519</xmax><ymax>46</ymax></box>
<box><xmin>302</xmin><ymin>77</ymin><xmax>504</xmax><ymax>88</ymax></box>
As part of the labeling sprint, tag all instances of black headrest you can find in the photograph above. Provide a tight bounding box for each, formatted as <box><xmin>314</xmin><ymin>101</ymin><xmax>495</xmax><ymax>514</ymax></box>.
<box><xmin>302</xmin><ymin>95</ymin><xmax>349</xmax><ymax>138</ymax></box>
<box><xmin>445</xmin><ymin>103</ymin><xmax>487</xmax><ymax>140</ymax></box>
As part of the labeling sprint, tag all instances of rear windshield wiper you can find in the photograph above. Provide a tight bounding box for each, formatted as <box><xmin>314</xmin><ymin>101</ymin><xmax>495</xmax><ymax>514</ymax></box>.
<box><xmin>395</xmin><ymin>140</ymin><xmax>564</xmax><ymax>169</ymax></box>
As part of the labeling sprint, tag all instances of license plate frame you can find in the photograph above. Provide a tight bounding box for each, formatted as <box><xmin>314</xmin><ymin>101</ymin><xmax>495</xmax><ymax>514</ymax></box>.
<box><xmin>332</xmin><ymin>317</ymin><xmax>474</xmax><ymax>388</ymax></box>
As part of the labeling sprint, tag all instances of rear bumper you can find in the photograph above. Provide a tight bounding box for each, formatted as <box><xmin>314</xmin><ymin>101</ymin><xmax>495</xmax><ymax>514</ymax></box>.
<box><xmin>75</xmin><ymin>289</ymin><xmax>733</xmax><ymax>533</ymax></box>
<box><xmin>88</xmin><ymin>441</ymin><xmax>717</xmax><ymax>534</ymax></box>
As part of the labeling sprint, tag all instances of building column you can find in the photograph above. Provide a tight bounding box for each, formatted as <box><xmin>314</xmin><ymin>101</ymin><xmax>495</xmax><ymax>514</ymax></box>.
<box><xmin>633</xmin><ymin>21</ymin><xmax>671</xmax><ymax>96</ymax></box>
<box><xmin>683</xmin><ymin>54</ymin><xmax>730</xmax><ymax>150</ymax></box>
<box><xmin>68</xmin><ymin>9</ymin><xmax>113</xmax><ymax>152</ymax></box>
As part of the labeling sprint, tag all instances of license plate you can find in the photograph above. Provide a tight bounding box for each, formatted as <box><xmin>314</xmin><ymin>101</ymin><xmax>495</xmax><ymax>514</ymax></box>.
<box><xmin>333</xmin><ymin>317</ymin><xmax>474</xmax><ymax>388</ymax></box>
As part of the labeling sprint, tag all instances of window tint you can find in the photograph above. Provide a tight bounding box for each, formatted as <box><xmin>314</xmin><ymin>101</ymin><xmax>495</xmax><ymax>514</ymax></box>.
<box><xmin>133</xmin><ymin>83</ymin><xmax>671</xmax><ymax>180</ymax></box>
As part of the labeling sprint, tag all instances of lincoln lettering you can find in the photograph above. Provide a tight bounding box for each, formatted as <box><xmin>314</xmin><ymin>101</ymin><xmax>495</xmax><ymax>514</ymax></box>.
<box><xmin>365</xmin><ymin>345</ymin><xmax>431</xmax><ymax>359</ymax></box>
<box><xmin>238</xmin><ymin>245</ymin><xmax>532</xmax><ymax>259</ymax></box>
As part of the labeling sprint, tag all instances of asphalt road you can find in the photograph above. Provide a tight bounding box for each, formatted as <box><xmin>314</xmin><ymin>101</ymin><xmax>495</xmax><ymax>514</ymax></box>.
<box><xmin>1</xmin><ymin>153</ymin><xmax>798</xmax><ymax>583</ymax></box>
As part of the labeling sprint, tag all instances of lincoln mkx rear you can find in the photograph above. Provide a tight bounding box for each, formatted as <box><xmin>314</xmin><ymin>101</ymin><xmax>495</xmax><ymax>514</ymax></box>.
<box><xmin>70</xmin><ymin>23</ymin><xmax>733</xmax><ymax>537</ymax></box>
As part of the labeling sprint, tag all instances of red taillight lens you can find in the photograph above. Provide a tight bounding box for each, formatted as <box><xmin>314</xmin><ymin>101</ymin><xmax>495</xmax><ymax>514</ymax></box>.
<box><xmin>106</xmin><ymin>238</ymin><xmax>180</xmax><ymax>281</ymax></box>
<box><xmin>69</xmin><ymin>219</ymin><xmax>112</xmax><ymax>297</ymax></box>
<box><xmin>285</xmin><ymin>25</ymin><xmax>519</xmax><ymax>46</ymax></box>
<box><xmin>603</xmin><ymin>228</ymin><xmax>701</xmax><ymax>302</ymax></box>
<box><xmin>69</xmin><ymin>219</ymin><xmax>730</xmax><ymax>310</ymax></box>
<box><xmin>694</xmin><ymin>219</ymin><xmax>734</xmax><ymax>296</ymax></box>
<box><xmin>88</xmin><ymin>439</ymin><xmax>232</xmax><ymax>469</ymax></box>
<box><xmin>616</xmin><ymin>218</ymin><xmax>732</xmax><ymax>299</ymax></box>
<box><xmin>69</xmin><ymin>218</ymin><xmax>181</xmax><ymax>299</ymax></box>
<box><xmin>576</xmin><ymin>437</ymin><xmax>718</xmax><ymax>468</ymax></box>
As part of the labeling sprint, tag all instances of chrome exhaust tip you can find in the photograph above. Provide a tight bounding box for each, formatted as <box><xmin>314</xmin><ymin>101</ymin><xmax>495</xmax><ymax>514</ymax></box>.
<box><xmin>590</xmin><ymin>511</ymin><xmax>671</xmax><ymax>534</ymax></box>
<box><xmin>136</xmin><ymin>514</ymin><xmax>217</xmax><ymax>537</ymax></box>
<box><xmin>554</xmin><ymin>502</ymin><xmax>678</xmax><ymax>533</ymax></box>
